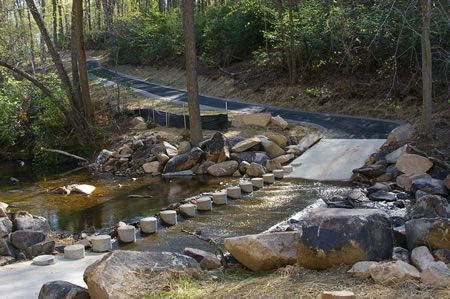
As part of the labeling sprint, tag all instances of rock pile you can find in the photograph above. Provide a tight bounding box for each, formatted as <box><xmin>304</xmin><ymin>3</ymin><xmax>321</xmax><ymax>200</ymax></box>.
<box><xmin>93</xmin><ymin>114</ymin><xmax>322</xmax><ymax>178</ymax></box>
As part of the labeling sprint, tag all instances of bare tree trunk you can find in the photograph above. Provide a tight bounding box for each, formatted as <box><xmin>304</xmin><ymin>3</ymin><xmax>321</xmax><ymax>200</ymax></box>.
<box><xmin>27</xmin><ymin>8</ymin><xmax>36</xmax><ymax>74</ymax></box>
<box><xmin>75</xmin><ymin>0</ymin><xmax>93</xmax><ymax>121</ymax></box>
<box><xmin>0</xmin><ymin>60</ymin><xmax>52</xmax><ymax>96</ymax></box>
<box><xmin>52</xmin><ymin>0</ymin><xmax>58</xmax><ymax>47</ymax></box>
<box><xmin>420</xmin><ymin>0</ymin><xmax>432</xmax><ymax>137</ymax></box>
<box><xmin>95</xmin><ymin>0</ymin><xmax>101</xmax><ymax>30</ymax></box>
<box><xmin>71</xmin><ymin>0</ymin><xmax>83</xmax><ymax>117</ymax></box>
<box><xmin>183</xmin><ymin>0</ymin><xmax>203</xmax><ymax>144</ymax></box>
<box><xmin>58</xmin><ymin>0</ymin><xmax>64</xmax><ymax>42</ymax></box>
<box><xmin>275</xmin><ymin>0</ymin><xmax>290</xmax><ymax>74</ymax></box>
<box><xmin>102</xmin><ymin>0</ymin><xmax>112</xmax><ymax>33</ymax></box>
<box><xmin>40</xmin><ymin>0</ymin><xmax>46</xmax><ymax>64</ymax></box>
<box><xmin>288</xmin><ymin>0</ymin><xmax>297</xmax><ymax>84</ymax></box>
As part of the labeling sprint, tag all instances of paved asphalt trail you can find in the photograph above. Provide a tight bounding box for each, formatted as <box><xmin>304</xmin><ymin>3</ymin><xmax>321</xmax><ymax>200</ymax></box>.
<box><xmin>87</xmin><ymin>59</ymin><xmax>403</xmax><ymax>139</ymax></box>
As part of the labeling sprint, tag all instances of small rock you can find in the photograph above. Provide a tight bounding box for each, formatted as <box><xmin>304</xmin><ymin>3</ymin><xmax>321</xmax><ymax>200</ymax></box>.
<box><xmin>392</xmin><ymin>247</ymin><xmax>410</xmax><ymax>263</ymax></box>
<box><xmin>0</xmin><ymin>256</ymin><xmax>15</xmax><ymax>266</ymax></box>
<box><xmin>368</xmin><ymin>191</ymin><xmax>396</xmax><ymax>202</ymax></box>
<box><xmin>385</xmin><ymin>145</ymin><xmax>408</xmax><ymax>163</ymax></box>
<box><xmin>408</xmin><ymin>194</ymin><xmax>449</xmax><ymax>219</ymax></box>
<box><xmin>195</xmin><ymin>161</ymin><xmax>216</xmax><ymax>175</ymax></box>
<box><xmin>271</xmin><ymin>154</ymin><xmax>295</xmax><ymax>165</ymax></box>
<box><xmin>411</xmin><ymin>246</ymin><xmax>435</xmax><ymax>271</ymax></box>
<box><xmin>178</xmin><ymin>141</ymin><xmax>191</xmax><ymax>154</ymax></box>
<box><xmin>432</xmin><ymin>249</ymin><xmax>450</xmax><ymax>264</ymax></box>
<box><xmin>347</xmin><ymin>261</ymin><xmax>376</xmax><ymax>279</ymax></box>
<box><xmin>231</xmin><ymin>113</ymin><xmax>272</xmax><ymax>128</ymax></box>
<box><xmin>405</xmin><ymin>218</ymin><xmax>450</xmax><ymax>250</ymax></box>
<box><xmin>369</xmin><ymin>260</ymin><xmax>420</xmax><ymax>283</ymax></box>
<box><xmin>32</xmin><ymin>255</ymin><xmax>55</xmax><ymax>266</ymax></box>
<box><xmin>352</xmin><ymin>164</ymin><xmax>386</xmax><ymax>179</ymax></box>
<box><xmin>386</xmin><ymin>123</ymin><xmax>416</xmax><ymax>145</ymax></box>
<box><xmin>72</xmin><ymin>184</ymin><xmax>96</xmax><ymax>195</ymax></box>
<box><xmin>375</xmin><ymin>173</ymin><xmax>393</xmax><ymax>182</ymax></box>
<box><xmin>420</xmin><ymin>261</ymin><xmax>450</xmax><ymax>286</ymax></box>
<box><xmin>232</xmin><ymin>170</ymin><xmax>242</xmax><ymax>177</ymax></box>
<box><xmin>39</xmin><ymin>280</ymin><xmax>89</xmax><ymax>299</ymax></box>
<box><xmin>367</xmin><ymin>182</ymin><xmax>391</xmax><ymax>194</ymax></box>
<box><xmin>163</xmin><ymin>141</ymin><xmax>178</xmax><ymax>158</ymax></box>
<box><xmin>268</xmin><ymin>135</ymin><xmax>287</xmax><ymax>148</ymax></box>
<box><xmin>200</xmin><ymin>256</ymin><xmax>222</xmax><ymax>270</ymax></box>
<box><xmin>396</xmin><ymin>153</ymin><xmax>433</xmax><ymax>174</ymax></box>
<box><xmin>320</xmin><ymin>290</ymin><xmax>356</xmax><ymax>299</ymax></box>
<box><xmin>411</xmin><ymin>177</ymin><xmax>448</xmax><ymax>196</ymax></box>
<box><xmin>142</xmin><ymin>161</ymin><xmax>161</xmax><ymax>174</ymax></box>
<box><xmin>270</xmin><ymin>115</ymin><xmax>288</xmax><ymax>129</ymax></box>
<box><xmin>0</xmin><ymin>217</ymin><xmax>12</xmax><ymax>237</ymax></box>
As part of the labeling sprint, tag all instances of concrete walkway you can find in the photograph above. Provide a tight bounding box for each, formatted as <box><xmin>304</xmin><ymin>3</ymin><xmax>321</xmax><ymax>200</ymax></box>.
<box><xmin>0</xmin><ymin>253</ymin><xmax>105</xmax><ymax>299</ymax></box>
<box><xmin>285</xmin><ymin>139</ymin><xmax>386</xmax><ymax>181</ymax></box>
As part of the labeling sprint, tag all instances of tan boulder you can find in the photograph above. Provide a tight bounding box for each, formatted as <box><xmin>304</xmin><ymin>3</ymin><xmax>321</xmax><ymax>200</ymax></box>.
<box><xmin>268</xmin><ymin>135</ymin><xmax>287</xmax><ymax>148</ymax></box>
<box><xmin>224</xmin><ymin>232</ymin><xmax>300</xmax><ymax>272</ymax></box>
<box><xmin>347</xmin><ymin>261</ymin><xmax>377</xmax><ymax>279</ymax></box>
<box><xmin>420</xmin><ymin>261</ymin><xmax>450</xmax><ymax>286</ymax></box>
<box><xmin>207</xmin><ymin>161</ymin><xmax>238</xmax><ymax>177</ymax></box>
<box><xmin>396</xmin><ymin>173</ymin><xmax>431</xmax><ymax>192</ymax></box>
<box><xmin>246</xmin><ymin>162</ymin><xmax>266</xmax><ymax>177</ymax></box>
<box><xmin>261</xmin><ymin>139</ymin><xmax>285</xmax><ymax>159</ymax></box>
<box><xmin>270</xmin><ymin>115</ymin><xmax>288</xmax><ymax>129</ymax></box>
<box><xmin>296</xmin><ymin>134</ymin><xmax>321</xmax><ymax>152</ymax></box>
<box><xmin>396</xmin><ymin>153</ymin><xmax>433</xmax><ymax>174</ymax></box>
<box><xmin>163</xmin><ymin>141</ymin><xmax>178</xmax><ymax>158</ymax></box>
<box><xmin>320</xmin><ymin>290</ymin><xmax>356</xmax><ymax>299</ymax></box>
<box><xmin>386</xmin><ymin>123</ymin><xmax>416</xmax><ymax>145</ymax></box>
<box><xmin>411</xmin><ymin>246</ymin><xmax>435</xmax><ymax>271</ymax></box>
<box><xmin>178</xmin><ymin>141</ymin><xmax>191</xmax><ymax>154</ymax></box>
<box><xmin>265</xmin><ymin>160</ymin><xmax>282</xmax><ymax>171</ymax></box>
<box><xmin>142</xmin><ymin>161</ymin><xmax>160</xmax><ymax>174</ymax></box>
<box><xmin>369</xmin><ymin>260</ymin><xmax>420</xmax><ymax>283</ymax></box>
<box><xmin>272</xmin><ymin>154</ymin><xmax>295</xmax><ymax>165</ymax></box>
<box><xmin>231</xmin><ymin>137</ymin><xmax>261</xmax><ymax>153</ymax></box>
<box><xmin>231</xmin><ymin>113</ymin><xmax>272</xmax><ymax>128</ymax></box>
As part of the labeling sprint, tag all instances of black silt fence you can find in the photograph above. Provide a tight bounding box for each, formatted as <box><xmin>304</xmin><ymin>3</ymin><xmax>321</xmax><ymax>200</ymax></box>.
<box><xmin>132</xmin><ymin>108</ymin><xmax>228</xmax><ymax>131</ymax></box>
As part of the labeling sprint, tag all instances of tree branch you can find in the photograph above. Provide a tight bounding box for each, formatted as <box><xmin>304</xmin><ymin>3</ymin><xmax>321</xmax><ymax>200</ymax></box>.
<box><xmin>42</xmin><ymin>148</ymin><xmax>88</xmax><ymax>162</ymax></box>
<box><xmin>0</xmin><ymin>60</ymin><xmax>52</xmax><ymax>97</ymax></box>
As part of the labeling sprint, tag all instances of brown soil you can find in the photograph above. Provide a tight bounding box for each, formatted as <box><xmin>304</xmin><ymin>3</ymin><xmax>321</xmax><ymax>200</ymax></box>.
<box><xmin>142</xmin><ymin>265</ymin><xmax>449</xmax><ymax>299</ymax></box>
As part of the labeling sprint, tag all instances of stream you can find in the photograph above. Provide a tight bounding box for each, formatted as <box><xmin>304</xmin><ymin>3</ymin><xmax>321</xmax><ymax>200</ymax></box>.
<box><xmin>0</xmin><ymin>161</ymin><xmax>351</xmax><ymax>252</ymax></box>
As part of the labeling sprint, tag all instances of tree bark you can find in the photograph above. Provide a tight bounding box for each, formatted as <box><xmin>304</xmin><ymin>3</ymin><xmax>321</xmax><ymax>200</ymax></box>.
<box><xmin>275</xmin><ymin>0</ymin><xmax>290</xmax><ymax>74</ymax></box>
<box><xmin>58</xmin><ymin>0</ymin><xmax>64</xmax><ymax>42</ymax></box>
<box><xmin>183</xmin><ymin>0</ymin><xmax>203</xmax><ymax>145</ymax></box>
<box><xmin>420</xmin><ymin>0</ymin><xmax>432</xmax><ymax>137</ymax></box>
<box><xmin>39</xmin><ymin>0</ymin><xmax>46</xmax><ymax>64</ymax></box>
<box><xmin>27</xmin><ymin>7</ymin><xmax>36</xmax><ymax>74</ymax></box>
<box><xmin>52</xmin><ymin>0</ymin><xmax>57</xmax><ymax>47</ymax></box>
<box><xmin>288</xmin><ymin>0</ymin><xmax>297</xmax><ymax>84</ymax></box>
<box><xmin>0</xmin><ymin>60</ymin><xmax>52</xmax><ymax>96</ymax></box>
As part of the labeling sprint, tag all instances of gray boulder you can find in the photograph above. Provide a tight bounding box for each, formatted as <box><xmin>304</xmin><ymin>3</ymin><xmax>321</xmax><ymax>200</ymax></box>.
<box><xmin>0</xmin><ymin>217</ymin><xmax>12</xmax><ymax>237</ymax></box>
<box><xmin>297</xmin><ymin>208</ymin><xmax>393</xmax><ymax>269</ymax></box>
<box><xmin>0</xmin><ymin>238</ymin><xmax>16</xmax><ymax>257</ymax></box>
<box><xmin>386</xmin><ymin>123</ymin><xmax>416</xmax><ymax>146</ymax></box>
<box><xmin>408</xmin><ymin>194</ymin><xmax>449</xmax><ymax>219</ymax></box>
<box><xmin>84</xmin><ymin>251</ymin><xmax>198</xmax><ymax>299</ymax></box>
<box><xmin>405</xmin><ymin>218</ymin><xmax>450</xmax><ymax>250</ymax></box>
<box><xmin>260</xmin><ymin>138</ymin><xmax>285</xmax><ymax>159</ymax></box>
<box><xmin>368</xmin><ymin>191</ymin><xmax>396</xmax><ymax>202</ymax></box>
<box><xmin>38</xmin><ymin>280</ymin><xmax>89</xmax><ymax>299</ymax></box>
<box><xmin>10</xmin><ymin>230</ymin><xmax>46</xmax><ymax>250</ymax></box>
<box><xmin>182</xmin><ymin>247</ymin><xmax>216</xmax><ymax>263</ymax></box>
<box><xmin>13</xmin><ymin>212</ymin><xmax>34</xmax><ymax>230</ymax></box>
<box><xmin>392</xmin><ymin>247</ymin><xmax>410</xmax><ymax>263</ymax></box>
<box><xmin>194</xmin><ymin>161</ymin><xmax>216</xmax><ymax>175</ymax></box>
<box><xmin>411</xmin><ymin>246</ymin><xmax>435</xmax><ymax>271</ymax></box>
<box><xmin>163</xmin><ymin>147</ymin><xmax>204</xmax><ymax>173</ymax></box>
<box><xmin>230</xmin><ymin>152</ymin><xmax>270</xmax><ymax>165</ymax></box>
<box><xmin>411</xmin><ymin>177</ymin><xmax>448</xmax><ymax>196</ymax></box>
<box><xmin>26</xmin><ymin>240</ymin><xmax>56</xmax><ymax>257</ymax></box>
<box><xmin>352</xmin><ymin>164</ymin><xmax>386</xmax><ymax>179</ymax></box>
<box><xmin>207</xmin><ymin>161</ymin><xmax>238</xmax><ymax>177</ymax></box>
<box><xmin>432</xmin><ymin>249</ymin><xmax>450</xmax><ymax>264</ymax></box>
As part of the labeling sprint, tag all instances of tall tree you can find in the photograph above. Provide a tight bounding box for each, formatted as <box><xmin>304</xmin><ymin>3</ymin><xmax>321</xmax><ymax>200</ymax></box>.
<box><xmin>420</xmin><ymin>0</ymin><xmax>432</xmax><ymax>136</ymax></box>
<box><xmin>52</xmin><ymin>0</ymin><xmax>57</xmax><ymax>47</ymax></box>
<box><xmin>183</xmin><ymin>0</ymin><xmax>203</xmax><ymax>144</ymax></box>
<box><xmin>288</xmin><ymin>0</ymin><xmax>296</xmax><ymax>84</ymax></box>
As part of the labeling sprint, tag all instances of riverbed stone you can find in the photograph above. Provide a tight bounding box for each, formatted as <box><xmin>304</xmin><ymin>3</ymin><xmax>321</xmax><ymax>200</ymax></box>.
<box><xmin>231</xmin><ymin>113</ymin><xmax>272</xmax><ymax>128</ymax></box>
<box><xmin>13</xmin><ymin>212</ymin><xmax>34</xmax><ymax>230</ymax></box>
<box><xmin>347</xmin><ymin>261</ymin><xmax>377</xmax><ymax>279</ymax></box>
<box><xmin>268</xmin><ymin>135</ymin><xmax>287</xmax><ymax>148</ymax></box>
<box><xmin>207</xmin><ymin>161</ymin><xmax>238</xmax><ymax>177</ymax></box>
<box><xmin>405</xmin><ymin>218</ymin><xmax>450</xmax><ymax>250</ymax></box>
<box><xmin>368</xmin><ymin>260</ymin><xmax>420</xmax><ymax>283</ymax></box>
<box><xmin>272</xmin><ymin>154</ymin><xmax>295</xmax><ymax>165</ymax></box>
<box><xmin>224</xmin><ymin>232</ymin><xmax>300</xmax><ymax>272</ymax></box>
<box><xmin>27</xmin><ymin>240</ymin><xmax>55</xmax><ymax>257</ymax></box>
<box><xmin>396</xmin><ymin>173</ymin><xmax>431</xmax><ymax>192</ymax></box>
<box><xmin>195</xmin><ymin>161</ymin><xmax>215</xmax><ymax>175</ymax></box>
<box><xmin>368</xmin><ymin>191</ymin><xmax>396</xmax><ymax>202</ymax></box>
<box><xmin>142</xmin><ymin>161</ymin><xmax>160</xmax><ymax>174</ymax></box>
<box><xmin>246</xmin><ymin>162</ymin><xmax>266</xmax><ymax>177</ymax></box>
<box><xmin>260</xmin><ymin>139</ymin><xmax>285</xmax><ymax>159</ymax></box>
<box><xmin>352</xmin><ymin>164</ymin><xmax>386</xmax><ymax>179</ymax></box>
<box><xmin>408</xmin><ymin>194</ymin><xmax>449</xmax><ymax>219</ymax></box>
<box><xmin>411</xmin><ymin>246</ymin><xmax>435</xmax><ymax>271</ymax></box>
<box><xmin>411</xmin><ymin>177</ymin><xmax>448</xmax><ymax>196</ymax></box>
<box><xmin>163</xmin><ymin>147</ymin><xmax>204</xmax><ymax>173</ymax></box>
<box><xmin>39</xmin><ymin>280</ymin><xmax>89</xmax><ymax>299</ymax></box>
<box><xmin>0</xmin><ymin>217</ymin><xmax>12</xmax><ymax>237</ymax></box>
<box><xmin>421</xmin><ymin>261</ymin><xmax>450</xmax><ymax>286</ymax></box>
<box><xmin>230</xmin><ymin>152</ymin><xmax>270</xmax><ymax>165</ymax></box>
<box><xmin>297</xmin><ymin>208</ymin><xmax>393</xmax><ymax>270</ymax></box>
<box><xmin>396</xmin><ymin>153</ymin><xmax>433</xmax><ymax>174</ymax></box>
<box><xmin>385</xmin><ymin>145</ymin><xmax>408</xmax><ymax>163</ymax></box>
<box><xmin>84</xmin><ymin>251</ymin><xmax>199</xmax><ymax>299</ymax></box>
<box><xmin>10</xmin><ymin>230</ymin><xmax>46</xmax><ymax>250</ymax></box>
<box><xmin>0</xmin><ymin>238</ymin><xmax>15</xmax><ymax>257</ymax></box>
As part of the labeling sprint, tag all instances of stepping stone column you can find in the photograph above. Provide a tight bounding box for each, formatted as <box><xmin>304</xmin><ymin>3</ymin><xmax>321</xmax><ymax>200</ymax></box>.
<box><xmin>180</xmin><ymin>203</ymin><xmax>197</xmax><ymax>217</ymax></box>
<box><xmin>91</xmin><ymin>235</ymin><xmax>112</xmax><ymax>252</ymax></box>
<box><xmin>140</xmin><ymin>217</ymin><xmax>157</xmax><ymax>234</ymax></box>
<box><xmin>64</xmin><ymin>244</ymin><xmax>85</xmax><ymax>259</ymax></box>
<box><xmin>160</xmin><ymin>210</ymin><xmax>177</xmax><ymax>226</ymax></box>
<box><xmin>239</xmin><ymin>181</ymin><xmax>253</xmax><ymax>193</ymax></box>
<box><xmin>227</xmin><ymin>186</ymin><xmax>241</xmax><ymax>199</ymax></box>
<box><xmin>263</xmin><ymin>173</ymin><xmax>275</xmax><ymax>184</ymax></box>
<box><xmin>273</xmin><ymin>169</ymin><xmax>284</xmax><ymax>179</ymax></box>
<box><xmin>196</xmin><ymin>197</ymin><xmax>212</xmax><ymax>211</ymax></box>
<box><xmin>117</xmin><ymin>225</ymin><xmax>136</xmax><ymax>243</ymax></box>
<box><xmin>251</xmin><ymin>178</ymin><xmax>264</xmax><ymax>189</ymax></box>
<box><xmin>212</xmin><ymin>192</ymin><xmax>227</xmax><ymax>205</ymax></box>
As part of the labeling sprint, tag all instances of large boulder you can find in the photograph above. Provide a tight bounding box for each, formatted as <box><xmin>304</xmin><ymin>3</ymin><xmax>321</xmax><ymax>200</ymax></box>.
<box><xmin>26</xmin><ymin>240</ymin><xmax>55</xmax><ymax>257</ymax></box>
<box><xmin>295</xmin><ymin>134</ymin><xmax>321</xmax><ymax>152</ymax></box>
<box><xmin>231</xmin><ymin>137</ymin><xmax>261</xmax><ymax>153</ymax></box>
<box><xmin>84</xmin><ymin>251</ymin><xmax>198</xmax><ymax>299</ymax></box>
<box><xmin>202</xmin><ymin>132</ymin><xmax>230</xmax><ymax>163</ymax></box>
<box><xmin>408</xmin><ymin>194</ymin><xmax>449</xmax><ymax>219</ymax></box>
<box><xmin>270</xmin><ymin>115</ymin><xmax>288</xmax><ymax>129</ymax></box>
<box><xmin>297</xmin><ymin>208</ymin><xmax>393</xmax><ymax>269</ymax></box>
<box><xmin>420</xmin><ymin>261</ymin><xmax>450</xmax><ymax>286</ymax></box>
<box><xmin>246</xmin><ymin>162</ymin><xmax>266</xmax><ymax>177</ymax></box>
<box><xmin>0</xmin><ymin>238</ymin><xmax>16</xmax><ymax>257</ymax></box>
<box><xmin>385</xmin><ymin>145</ymin><xmax>408</xmax><ymax>163</ymax></box>
<box><xmin>405</xmin><ymin>218</ymin><xmax>450</xmax><ymax>250</ymax></box>
<box><xmin>411</xmin><ymin>177</ymin><xmax>448</xmax><ymax>196</ymax></box>
<box><xmin>260</xmin><ymin>138</ymin><xmax>285</xmax><ymax>159</ymax></box>
<box><xmin>268</xmin><ymin>135</ymin><xmax>287</xmax><ymax>149</ymax></box>
<box><xmin>396</xmin><ymin>173</ymin><xmax>431</xmax><ymax>192</ymax></box>
<box><xmin>231</xmin><ymin>113</ymin><xmax>272</xmax><ymax>128</ymax></box>
<box><xmin>10</xmin><ymin>230</ymin><xmax>46</xmax><ymax>250</ymax></box>
<box><xmin>368</xmin><ymin>260</ymin><xmax>420</xmax><ymax>283</ymax></box>
<box><xmin>207</xmin><ymin>161</ymin><xmax>238</xmax><ymax>177</ymax></box>
<box><xmin>163</xmin><ymin>147</ymin><xmax>204</xmax><ymax>173</ymax></box>
<box><xmin>396</xmin><ymin>153</ymin><xmax>433</xmax><ymax>174</ymax></box>
<box><xmin>352</xmin><ymin>164</ymin><xmax>386</xmax><ymax>179</ymax></box>
<box><xmin>224</xmin><ymin>232</ymin><xmax>299</xmax><ymax>272</ymax></box>
<box><xmin>142</xmin><ymin>161</ymin><xmax>160</xmax><ymax>174</ymax></box>
<box><xmin>195</xmin><ymin>161</ymin><xmax>216</xmax><ymax>175</ymax></box>
<box><xmin>411</xmin><ymin>246</ymin><xmax>435</xmax><ymax>271</ymax></box>
<box><xmin>230</xmin><ymin>152</ymin><xmax>270</xmax><ymax>165</ymax></box>
<box><xmin>0</xmin><ymin>217</ymin><xmax>12</xmax><ymax>238</ymax></box>
<box><xmin>386</xmin><ymin>123</ymin><xmax>416</xmax><ymax>146</ymax></box>
<box><xmin>38</xmin><ymin>280</ymin><xmax>89</xmax><ymax>299</ymax></box>
<box><xmin>13</xmin><ymin>212</ymin><xmax>34</xmax><ymax>231</ymax></box>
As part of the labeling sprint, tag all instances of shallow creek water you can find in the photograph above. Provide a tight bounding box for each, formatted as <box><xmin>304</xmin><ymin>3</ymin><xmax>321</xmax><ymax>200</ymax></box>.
<box><xmin>0</xmin><ymin>161</ymin><xmax>351</xmax><ymax>252</ymax></box>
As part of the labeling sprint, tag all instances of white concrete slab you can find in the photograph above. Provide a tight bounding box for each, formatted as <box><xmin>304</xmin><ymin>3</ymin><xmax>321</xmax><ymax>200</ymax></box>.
<box><xmin>285</xmin><ymin>139</ymin><xmax>386</xmax><ymax>181</ymax></box>
<box><xmin>0</xmin><ymin>252</ymin><xmax>106</xmax><ymax>299</ymax></box>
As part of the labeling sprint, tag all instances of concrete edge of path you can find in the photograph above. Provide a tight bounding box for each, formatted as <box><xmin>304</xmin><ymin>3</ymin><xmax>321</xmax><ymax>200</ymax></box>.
<box><xmin>0</xmin><ymin>252</ymin><xmax>106</xmax><ymax>299</ymax></box>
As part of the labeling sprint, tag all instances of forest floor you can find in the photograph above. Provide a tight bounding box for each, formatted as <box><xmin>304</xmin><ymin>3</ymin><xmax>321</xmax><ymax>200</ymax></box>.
<box><xmin>88</xmin><ymin>50</ymin><xmax>449</xmax><ymax>159</ymax></box>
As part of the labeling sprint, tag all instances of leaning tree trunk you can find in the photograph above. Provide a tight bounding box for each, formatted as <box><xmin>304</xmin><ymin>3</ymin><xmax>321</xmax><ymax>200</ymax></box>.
<box><xmin>183</xmin><ymin>0</ymin><xmax>203</xmax><ymax>145</ymax></box>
